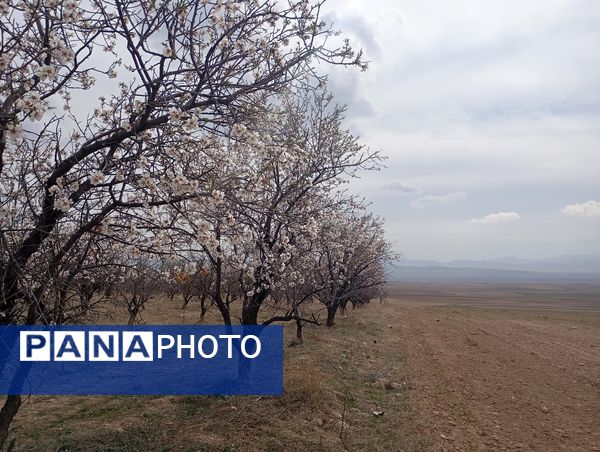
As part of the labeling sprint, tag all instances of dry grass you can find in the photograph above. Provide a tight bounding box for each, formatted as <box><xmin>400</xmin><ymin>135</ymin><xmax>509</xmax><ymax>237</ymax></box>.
<box><xmin>282</xmin><ymin>364</ymin><xmax>328</xmax><ymax>410</ymax></box>
<box><xmin>6</xmin><ymin>298</ymin><xmax>426</xmax><ymax>451</ymax></box>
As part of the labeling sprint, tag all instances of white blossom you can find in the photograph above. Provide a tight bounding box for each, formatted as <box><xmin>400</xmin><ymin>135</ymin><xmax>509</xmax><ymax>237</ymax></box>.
<box><xmin>16</xmin><ymin>92</ymin><xmax>46</xmax><ymax>121</ymax></box>
<box><xmin>52</xmin><ymin>42</ymin><xmax>75</xmax><ymax>64</ymax></box>
<box><xmin>78</xmin><ymin>73</ymin><xmax>96</xmax><ymax>89</ymax></box>
<box><xmin>168</xmin><ymin>107</ymin><xmax>184</xmax><ymax>124</ymax></box>
<box><xmin>0</xmin><ymin>53</ymin><xmax>10</xmax><ymax>70</ymax></box>
<box><xmin>306</xmin><ymin>217</ymin><xmax>318</xmax><ymax>240</ymax></box>
<box><xmin>161</xmin><ymin>44</ymin><xmax>175</xmax><ymax>58</ymax></box>
<box><xmin>121</xmin><ymin>120</ymin><xmax>132</xmax><ymax>131</ymax></box>
<box><xmin>165</xmin><ymin>146</ymin><xmax>178</xmax><ymax>158</ymax></box>
<box><xmin>184</xmin><ymin>116</ymin><xmax>198</xmax><ymax>131</ymax></box>
<box><xmin>184</xmin><ymin>262</ymin><xmax>197</xmax><ymax>275</ymax></box>
<box><xmin>211</xmin><ymin>189</ymin><xmax>225</xmax><ymax>205</ymax></box>
<box><xmin>63</xmin><ymin>0</ymin><xmax>82</xmax><ymax>22</ymax></box>
<box><xmin>6</xmin><ymin>123</ymin><xmax>21</xmax><ymax>139</ymax></box>
<box><xmin>172</xmin><ymin>174</ymin><xmax>198</xmax><ymax>195</ymax></box>
<box><xmin>89</xmin><ymin>170</ymin><xmax>105</xmax><ymax>186</ymax></box>
<box><xmin>36</xmin><ymin>64</ymin><xmax>57</xmax><ymax>81</ymax></box>
<box><xmin>127</xmin><ymin>225</ymin><xmax>137</xmax><ymax>238</ymax></box>
<box><xmin>138</xmin><ymin>174</ymin><xmax>156</xmax><ymax>190</ymax></box>
<box><xmin>232</xmin><ymin>123</ymin><xmax>247</xmax><ymax>138</ymax></box>
<box><xmin>99</xmin><ymin>219</ymin><xmax>110</xmax><ymax>234</ymax></box>
<box><xmin>54</xmin><ymin>196</ymin><xmax>71</xmax><ymax>212</ymax></box>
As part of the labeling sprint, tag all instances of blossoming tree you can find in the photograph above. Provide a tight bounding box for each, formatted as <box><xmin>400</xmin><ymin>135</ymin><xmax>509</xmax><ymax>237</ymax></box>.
<box><xmin>0</xmin><ymin>0</ymin><xmax>366</xmax><ymax>443</ymax></box>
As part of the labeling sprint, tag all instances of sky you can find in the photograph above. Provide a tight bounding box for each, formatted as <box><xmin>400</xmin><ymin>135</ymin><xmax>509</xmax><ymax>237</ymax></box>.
<box><xmin>320</xmin><ymin>0</ymin><xmax>600</xmax><ymax>261</ymax></box>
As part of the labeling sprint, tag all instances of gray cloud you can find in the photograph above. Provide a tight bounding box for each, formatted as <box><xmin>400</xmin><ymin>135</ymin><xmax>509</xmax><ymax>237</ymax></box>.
<box><xmin>326</xmin><ymin>12</ymin><xmax>382</xmax><ymax>58</ymax></box>
<box><xmin>410</xmin><ymin>191</ymin><xmax>466</xmax><ymax>209</ymax></box>
<box><xmin>381</xmin><ymin>181</ymin><xmax>421</xmax><ymax>195</ymax></box>
<box><xmin>323</xmin><ymin>0</ymin><xmax>600</xmax><ymax>259</ymax></box>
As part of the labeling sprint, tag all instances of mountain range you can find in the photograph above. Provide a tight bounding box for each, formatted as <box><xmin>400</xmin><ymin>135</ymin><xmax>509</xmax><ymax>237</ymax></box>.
<box><xmin>389</xmin><ymin>255</ymin><xmax>600</xmax><ymax>283</ymax></box>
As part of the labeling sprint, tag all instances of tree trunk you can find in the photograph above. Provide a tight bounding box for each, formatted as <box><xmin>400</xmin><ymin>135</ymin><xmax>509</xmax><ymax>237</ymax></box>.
<box><xmin>127</xmin><ymin>308</ymin><xmax>138</xmax><ymax>326</ymax></box>
<box><xmin>213</xmin><ymin>258</ymin><xmax>231</xmax><ymax>325</ymax></box>
<box><xmin>241</xmin><ymin>302</ymin><xmax>259</xmax><ymax>325</ymax></box>
<box><xmin>326</xmin><ymin>303</ymin><xmax>338</xmax><ymax>327</ymax></box>
<box><xmin>241</xmin><ymin>290</ymin><xmax>268</xmax><ymax>325</ymax></box>
<box><xmin>1</xmin><ymin>201</ymin><xmax>62</xmax><ymax>318</ymax></box>
<box><xmin>80</xmin><ymin>292</ymin><xmax>92</xmax><ymax>316</ymax></box>
<box><xmin>0</xmin><ymin>311</ymin><xmax>37</xmax><ymax>446</ymax></box>
<box><xmin>0</xmin><ymin>305</ymin><xmax>36</xmax><ymax>449</ymax></box>
<box><xmin>0</xmin><ymin>395</ymin><xmax>21</xmax><ymax>449</ymax></box>
<box><xmin>295</xmin><ymin>317</ymin><xmax>303</xmax><ymax>343</ymax></box>
<box><xmin>199</xmin><ymin>295</ymin><xmax>208</xmax><ymax>321</ymax></box>
<box><xmin>214</xmin><ymin>291</ymin><xmax>231</xmax><ymax>325</ymax></box>
<box><xmin>55</xmin><ymin>287</ymin><xmax>67</xmax><ymax>325</ymax></box>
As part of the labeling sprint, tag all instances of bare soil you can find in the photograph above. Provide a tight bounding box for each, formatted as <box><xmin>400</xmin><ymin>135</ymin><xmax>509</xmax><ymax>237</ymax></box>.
<box><xmin>391</xmin><ymin>300</ymin><xmax>600</xmax><ymax>449</ymax></box>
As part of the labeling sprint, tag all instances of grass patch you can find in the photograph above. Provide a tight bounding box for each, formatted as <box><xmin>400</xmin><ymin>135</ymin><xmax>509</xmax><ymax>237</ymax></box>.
<box><xmin>281</xmin><ymin>365</ymin><xmax>328</xmax><ymax>409</ymax></box>
<box><xmin>9</xmin><ymin>300</ymin><xmax>426</xmax><ymax>451</ymax></box>
<box><xmin>176</xmin><ymin>395</ymin><xmax>218</xmax><ymax>417</ymax></box>
<box><xmin>21</xmin><ymin>419</ymin><xmax>171</xmax><ymax>452</ymax></box>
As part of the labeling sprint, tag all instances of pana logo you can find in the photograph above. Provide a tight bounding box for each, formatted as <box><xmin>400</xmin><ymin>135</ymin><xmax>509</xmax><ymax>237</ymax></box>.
<box><xmin>19</xmin><ymin>331</ymin><xmax>261</xmax><ymax>362</ymax></box>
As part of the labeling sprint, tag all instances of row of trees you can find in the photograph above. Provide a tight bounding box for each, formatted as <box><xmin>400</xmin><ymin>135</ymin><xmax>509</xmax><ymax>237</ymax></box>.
<box><xmin>0</xmin><ymin>0</ymin><xmax>392</xmax><ymax>445</ymax></box>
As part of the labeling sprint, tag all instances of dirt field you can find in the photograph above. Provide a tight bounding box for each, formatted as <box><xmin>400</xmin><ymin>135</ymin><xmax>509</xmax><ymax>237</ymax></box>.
<box><xmin>5</xmin><ymin>283</ymin><xmax>600</xmax><ymax>451</ymax></box>
<box><xmin>387</xmin><ymin>283</ymin><xmax>600</xmax><ymax>451</ymax></box>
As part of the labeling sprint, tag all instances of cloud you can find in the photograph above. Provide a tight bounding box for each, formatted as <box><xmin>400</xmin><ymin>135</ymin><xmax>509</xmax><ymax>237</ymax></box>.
<box><xmin>561</xmin><ymin>200</ymin><xmax>600</xmax><ymax>218</ymax></box>
<box><xmin>410</xmin><ymin>191</ymin><xmax>466</xmax><ymax>208</ymax></box>
<box><xmin>320</xmin><ymin>0</ymin><xmax>600</xmax><ymax>259</ymax></box>
<box><xmin>382</xmin><ymin>181</ymin><xmax>421</xmax><ymax>195</ymax></box>
<box><xmin>469</xmin><ymin>212</ymin><xmax>521</xmax><ymax>224</ymax></box>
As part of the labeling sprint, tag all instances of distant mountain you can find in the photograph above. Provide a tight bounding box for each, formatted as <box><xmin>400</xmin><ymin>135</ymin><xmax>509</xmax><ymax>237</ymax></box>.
<box><xmin>394</xmin><ymin>255</ymin><xmax>600</xmax><ymax>275</ymax></box>
<box><xmin>389</xmin><ymin>255</ymin><xmax>600</xmax><ymax>283</ymax></box>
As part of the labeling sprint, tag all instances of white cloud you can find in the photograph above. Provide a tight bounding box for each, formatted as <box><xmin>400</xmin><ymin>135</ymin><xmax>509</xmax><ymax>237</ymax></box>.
<box><xmin>561</xmin><ymin>200</ymin><xmax>600</xmax><ymax>218</ymax></box>
<box><xmin>410</xmin><ymin>191</ymin><xmax>466</xmax><ymax>208</ymax></box>
<box><xmin>470</xmin><ymin>212</ymin><xmax>521</xmax><ymax>224</ymax></box>
<box><xmin>382</xmin><ymin>181</ymin><xmax>421</xmax><ymax>195</ymax></box>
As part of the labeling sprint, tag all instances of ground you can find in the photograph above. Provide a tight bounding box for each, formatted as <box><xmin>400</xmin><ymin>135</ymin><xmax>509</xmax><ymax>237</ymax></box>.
<box><xmin>5</xmin><ymin>283</ymin><xmax>600</xmax><ymax>451</ymax></box>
